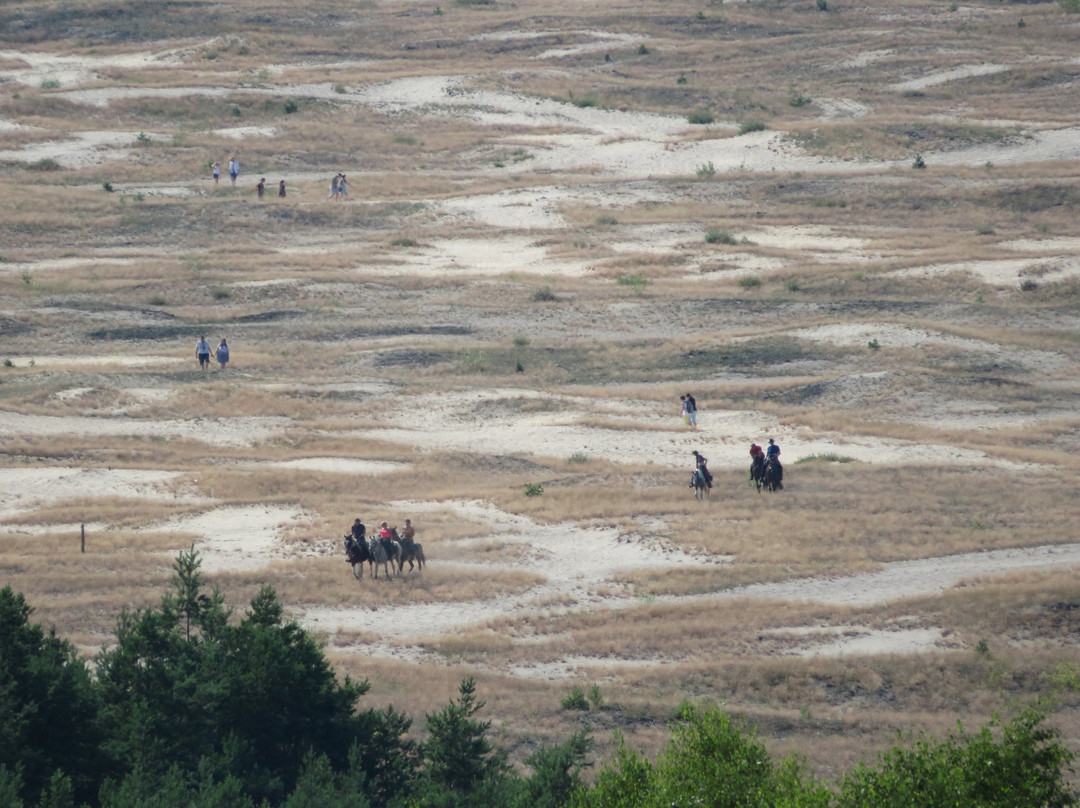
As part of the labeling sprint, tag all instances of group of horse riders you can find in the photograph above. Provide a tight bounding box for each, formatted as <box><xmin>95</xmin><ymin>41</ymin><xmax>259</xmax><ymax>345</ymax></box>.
<box><xmin>344</xmin><ymin>517</ymin><xmax>415</xmax><ymax>563</ymax></box>
<box><xmin>690</xmin><ymin>438</ymin><xmax>783</xmax><ymax>489</ymax></box>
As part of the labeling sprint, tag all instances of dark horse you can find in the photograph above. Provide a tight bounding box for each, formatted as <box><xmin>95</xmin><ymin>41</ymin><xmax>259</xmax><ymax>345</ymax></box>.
<box><xmin>392</xmin><ymin>527</ymin><xmax>426</xmax><ymax>573</ymax></box>
<box><xmin>691</xmin><ymin>467</ymin><xmax>710</xmax><ymax>501</ymax></box>
<box><xmin>343</xmin><ymin>535</ymin><xmax>371</xmax><ymax>580</ymax></box>
<box><xmin>763</xmin><ymin>458</ymin><xmax>784</xmax><ymax>493</ymax></box>
<box><xmin>749</xmin><ymin>456</ymin><xmax>765</xmax><ymax>492</ymax></box>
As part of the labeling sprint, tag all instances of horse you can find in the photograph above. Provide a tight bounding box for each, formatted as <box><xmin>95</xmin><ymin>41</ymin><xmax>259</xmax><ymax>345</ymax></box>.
<box><xmin>691</xmin><ymin>467</ymin><xmax>710</xmax><ymax>501</ymax></box>
<box><xmin>343</xmin><ymin>535</ymin><xmax>370</xmax><ymax>580</ymax></box>
<box><xmin>368</xmin><ymin>537</ymin><xmax>401</xmax><ymax>579</ymax></box>
<box><xmin>749</xmin><ymin>456</ymin><xmax>765</xmax><ymax>492</ymax></box>
<box><xmin>763</xmin><ymin>458</ymin><xmax>784</xmax><ymax>493</ymax></box>
<box><xmin>392</xmin><ymin>527</ymin><xmax>425</xmax><ymax>573</ymax></box>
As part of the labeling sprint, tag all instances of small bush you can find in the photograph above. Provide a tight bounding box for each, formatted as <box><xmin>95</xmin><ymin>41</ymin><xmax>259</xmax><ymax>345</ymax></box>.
<box><xmin>795</xmin><ymin>453</ymin><xmax>855</xmax><ymax>464</ymax></box>
<box><xmin>515</xmin><ymin>360</ymin><xmax>524</xmax><ymax>373</ymax></box>
<box><xmin>523</xmin><ymin>483</ymin><xmax>544</xmax><ymax>497</ymax></box>
<box><xmin>696</xmin><ymin>161</ymin><xmax>716</xmax><ymax>178</ymax></box>
<box><xmin>531</xmin><ymin>285</ymin><xmax>556</xmax><ymax>302</ymax></box>
<box><xmin>676</xmin><ymin>74</ymin><xmax>688</xmax><ymax>85</ymax></box>
<box><xmin>976</xmin><ymin>224</ymin><xmax>996</xmax><ymax>235</ymax></box>
<box><xmin>868</xmin><ymin>338</ymin><xmax>880</xmax><ymax>350</ymax></box>
<box><xmin>739</xmin><ymin>120</ymin><xmax>767</xmax><ymax>135</ymax></box>
<box><xmin>785</xmin><ymin>278</ymin><xmax>801</xmax><ymax>292</ymax></box>
<box><xmin>23</xmin><ymin>158</ymin><xmax>61</xmax><ymax>171</ymax></box>
<box><xmin>617</xmin><ymin>273</ymin><xmax>647</xmax><ymax>294</ymax></box>
<box><xmin>912</xmin><ymin>153</ymin><xmax>926</xmax><ymax>169</ymax></box>
<box><xmin>283</xmin><ymin>100</ymin><xmax>299</xmax><ymax>114</ymax></box>
<box><xmin>636</xmin><ymin>43</ymin><xmax>649</xmax><ymax>55</ymax></box>
<box><xmin>148</xmin><ymin>294</ymin><xmax>167</xmax><ymax>306</ymax></box>
<box><xmin>687</xmin><ymin>109</ymin><xmax>714</xmax><ymax>125</ymax></box>
<box><xmin>39</xmin><ymin>77</ymin><xmax>61</xmax><ymax>89</ymax></box>
<box><xmin>568</xmin><ymin>452</ymin><xmax>590</xmax><ymax>464</ymax></box>
<box><xmin>789</xmin><ymin>91</ymin><xmax>812</xmax><ymax>108</ymax></box>
<box><xmin>333</xmin><ymin>82</ymin><xmax>347</xmax><ymax>94</ymax></box>
<box><xmin>135</xmin><ymin>131</ymin><xmax>151</xmax><ymax>145</ymax></box>
<box><xmin>705</xmin><ymin>229</ymin><xmax>736</xmax><ymax>245</ymax></box>
<box><xmin>587</xmin><ymin>684</ymin><xmax>604</xmax><ymax>709</ymax></box>
<box><xmin>595</xmin><ymin>214</ymin><xmax>619</xmax><ymax>226</ymax></box>
<box><xmin>738</xmin><ymin>276</ymin><xmax>762</xmax><ymax>289</ymax></box>
<box><xmin>1020</xmin><ymin>278</ymin><xmax>1038</xmax><ymax>292</ymax></box>
<box><xmin>211</xmin><ymin>287</ymin><xmax>230</xmax><ymax>300</ymax></box>
<box><xmin>570</xmin><ymin>94</ymin><xmax>601</xmax><ymax>108</ymax></box>
<box><xmin>20</xmin><ymin>269</ymin><xmax>33</xmax><ymax>286</ymax></box>
<box><xmin>561</xmin><ymin>686</ymin><xmax>589</xmax><ymax>710</ymax></box>
<box><xmin>512</xmin><ymin>336</ymin><xmax>530</xmax><ymax>348</ymax></box>
<box><xmin>102</xmin><ymin>181</ymin><xmax>114</xmax><ymax>193</ymax></box>
<box><xmin>390</xmin><ymin>237</ymin><xmax>417</xmax><ymax>247</ymax></box>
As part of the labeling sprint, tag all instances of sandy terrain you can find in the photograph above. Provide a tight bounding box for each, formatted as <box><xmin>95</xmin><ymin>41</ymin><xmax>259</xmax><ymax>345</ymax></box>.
<box><xmin>2</xmin><ymin>0</ymin><xmax>1079</xmax><ymax>772</ymax></box>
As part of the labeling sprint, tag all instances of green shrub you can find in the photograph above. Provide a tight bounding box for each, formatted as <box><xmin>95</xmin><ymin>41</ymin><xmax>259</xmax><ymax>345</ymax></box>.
<box><xmin>333</xmin><ymin>82</ymin><xmax>347</xmax><ymax>93</ymax></box>
<box><xmin>283</xmin><ymin>99</ymin><xmax>299</xmax><ymax>114</ymax></box>
<box><xmin>570</xmin><ymin>95</ymin><xmax>601</xmax><ymax>108</ymax></box>
<box><xmin>211</xmin><ymin>287</ymin><xmax>231</xmax><ymax>300</ymax></box>
<box><xmin>739</xmin><ymin>120</ymin><xmax>767</xmax><ymax>135</ymax></box>
<box><xmin>1020</xmin><ymin>278</ymin><xmax>1038</xmax><ymax>291</ymax></box>
<box><xmin>595</xmin><ymin>214</ymin><xmax>618</xmax><ymax>226</ymax></box>
<box><xmin>637</xmin><ymin>43</ymin><xmax>649</xmax><ymax>55</ymax></box>
<box><xmin>523</xmin><ymin>482</ymin><xmax>544</xmax><ymax>497</ymax></box>
<box><xmin>868</xmin><ymin>338</ymin><xmax>880</xmax><ymax>350</ymax></box>
<box><xmin>147</xmin><ymin>294</ymin><xmax>167</xmax><ymax>306</ymax></box>
<box><xmin>789</xmin><ymin>91</ymin><xmax>812</xmax><ymax>108</ymax></box>
<box><xmin>794</xmin><ymin>453</ymin><xmax>855</xmax><ymax>464</ymax></box>
<box><xmin>39</xmin><ymin>77</ymin><xmax>60</xmax><ymax>89</ymax></box>
<box><xmin>390</xmin><ymin>237</ymin><xmax>417</xmax><ymax>247</ymax></box>
<box><xmin>912</xmin><ymin>153</ymin><xmax>927</xmax><ymax>169</ymax></box>
<box><xmin>1062</xmin><ymin>0</ymin><xmax>1080</xmax><ymax>12</ymax></box>
<box><xmin>617</xmin><ymin>273</ymin><xmax>647</xmax><ymax>294</ymax></box>
<box><xmin>102</xmin><ymin>181</ymin><xmax>114</xmax><ymax>193</ymax></box>
<box><xmin>696</xmin><ymin>161</ymin><xmax>716</xmax><ymax>178</ymax></box>
<box><xmin>687</xmin><ymin>109</ymin><xmax>714</xmax><ymax>125</ymax></box>
<box><xmin>531</xmin><ymin>285</ymin><xmax>556</xmax><ymax>302</ymax></box>
<box><xmin>568</xmin><ymin>452</ymin><xmax>590</xmax><ymax>464</ymax></box>
<box><xmin>561</xmin><ymin>687</ymin><xmax>589</xmax><ymax>710</ymax></box>
<box><xmin>738</xmin><ymin>276</ymin><xmax>762</xmax><ymax>289</ymax></box>
<box><xmin>705</xmin><ymin>229</ymin><xmax>736</xmax><ymax>245</ymax></box>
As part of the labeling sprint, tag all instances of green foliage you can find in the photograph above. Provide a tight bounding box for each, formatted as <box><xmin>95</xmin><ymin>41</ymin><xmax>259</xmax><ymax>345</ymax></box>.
<box><xmin>283</xmin><ymin>99</ymin><xmax>299</xmax><ymax>114</ymax></box>
<box><xmin>102</xmin><ymin>180</ymin><xmax>114</xmax><ymax>192</ymax></box>
<box><xmin>570</xmin><ymin>94</ymin><xmax>601</xmax><ymax>108</ymax></box>
<box><xmin>0</xmin><ymin>586</ymin><xmax>104</xmax><ymax>806</ymax></box>
<box><xmin>738</xmin><ymin>276</ymin><xmax>762</xmax><ymax>289</ymax></box>
<box><xmin>588</xmin><ymin>685</ymin><xmax>604</xmax><ymax>709</ymax></box>
<box><xmin>568</xmin><ymin>452</ymin><xmax>590</xmax><ymax>464</ymax></box>
<box><xmin>616</xmin><ymin>273</ymin><xmax>647</xmax><ymax>294</ymax></box>
<box><xmin>520</xmin><ymin>731</ymin><xmax>593</xmax><ymax>808</ymax></box>
<box><xmin>687</xmin><ymin>109</ymin><xmax>714</xmax><ymax>124</ymax></box>
<box><xmin>696</xmin><ymin>161</ymin><xmax>716</xmax><ymax>178</ymax></box>
<box><xmin>836</xmin><ymin>705</ymin><xmax>1076</xmax><ymax>808</ymax></box>
<box><xmin>391</xmin><ymin>237</ymin><xmax>418</xmax><ymax>247</ymax></box>
<box><xmin>705</xmin><ymin>229</ymin><xmax>736</xmax><ymax>245</ymax></box>
<box><xmin>39</xmin><ymin>77</ymin><xmax>61</xmax><ymax>89</ymax></box>
<box><xmin>867</xmin><ymin>338</ymin><xmax>880</xmax><ymax>350</ymax></box>
<box><xmin>523</xmin><ymin>482</ymin><xmax>544</xmax><ymax>497</ymax></box>
<box><xmin>561</xmin><ymin>687</ymin><xmax>590</xmax><ymax>711</ymax></box>
<box><xmin>789</xmin><ymin>91</ymin><xmax>812</xmax><ymax>108</ymax></box>
<box><xmin>912</xmin><ymin>153</ymin><xmax>926</xmax><ymax>169</ymax></box>
<box><xmin>739</xmin><ymin>120</ymin><xmax>767</xmax><ymax>135</ymax></box>
<box><xmin>794</xmin><ymin>453</ymin><xmax>855</xmax><ymax>464</ymax></box>
<box><xmin>1062</xmin><ymin>0</ymin><xmax>1080</xmax><ymax>12</ymax></box>
<box><xmin>95</xmin><ymin>549</ymin><xmax>382</xmax><ymax>806</ymax></box>
<box><xmin>23</xmin><ymin>158</ymin><xmax>61</xmax><ymax>171</ymax></box>
<box><xmin>415</xmin><ymin>677</ymin><xmax>510</xmax><ymax>805</ymax></box>
<box><xmin>595</xmin><ymin>214</ymin><xmax>619</xmax><ymax>226</ymax></box>
<box><xmin>1020</xmin><ymin>278</ymin><xmax>1038</xmax><ymax>292</ymax></box>
<box><xmin>636</xmin><ymin>43</ymin><xmax>649</xmax><ymax>55</ymax></box>
<box><xmin>531</xmin><ymin>285</ymin><xmax>556</xmax><ymax>302</ymax></box>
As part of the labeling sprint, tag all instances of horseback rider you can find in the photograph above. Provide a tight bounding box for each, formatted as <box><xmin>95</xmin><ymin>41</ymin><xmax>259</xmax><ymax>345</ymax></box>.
<box><xmin>399</xmin><ymin>518</ymin><xmax>415</xmax><ymax>544</ymax></box>
<box><xmin>764</xmin><ymin>439</ymin><xmax>783</xmax><ymax>487</ymax></box>
<box><xmin>750</xmin><ymin>443</ymin><xmax>764</xmax><ymax>462</ymax></box>
<box><xmin>378</xmin><ymin>521</ymin><xmax>394</xmax><ymax>556</ymax></box>
<box><xmin>766</xmin><ymin>438</ymin><xmax>780</xmax><ymax>462</ymax></box>
<box><xmin>691</xmin><ymin>450</ymin><xmax>713</xmax><ymax>488</ymax></box>
<box><xmin>345</xmin><ymin>517</ymin><xmax>369</xmax><ymax>562</ymax></box>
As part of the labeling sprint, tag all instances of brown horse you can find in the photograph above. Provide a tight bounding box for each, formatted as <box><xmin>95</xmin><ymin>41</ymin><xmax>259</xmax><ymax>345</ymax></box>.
<box><xmin>392</xmin><ymin>527</ymin><xmax>426</xmax><ymax>572</ymax></box>
<box><xmin>343</xmin><ymin>535</ymin><xmax>370</xmax><ymax>580</ymax></box>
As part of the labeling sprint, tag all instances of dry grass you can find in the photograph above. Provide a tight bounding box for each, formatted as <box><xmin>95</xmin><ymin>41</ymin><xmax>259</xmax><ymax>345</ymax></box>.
<box><xmin>2</xmin><ymin>0</ymin><xmax>1080</xmax><ymax>783</ymax></box>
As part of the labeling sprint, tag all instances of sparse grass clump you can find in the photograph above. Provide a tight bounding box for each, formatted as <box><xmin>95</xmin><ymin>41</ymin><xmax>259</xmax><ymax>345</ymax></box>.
<box><xmin>739</xmin><ymin>120</ymin><xmax>767</xmax><ymax>135</ymax></box>
<box><xmin>531</xmin><ymin>285</ymin><xmax>556</xmax><ymax>302</ymax></box>
<box><xmin>696</xmin><ymin>161</ymin><xmax>716</xmax><ymax>178</ymax></box>
<box><xmin>738</xmin><ymin>276</ymin><xmax>762</xmax><ymax>289</ymax></box>
<box><xmin>617</xmin><ymin>273</ymin><xmax>648</xmax><ymax>294</ymax></box>
<box><xmin>687</xmin><ymin>109</ymin><xmax>714</xmax><ymax>125</ymax></box>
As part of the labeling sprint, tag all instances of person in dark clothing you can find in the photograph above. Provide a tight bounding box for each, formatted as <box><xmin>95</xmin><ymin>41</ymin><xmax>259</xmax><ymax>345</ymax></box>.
<box><xmin>691</xmin><ymin>450</ymin><xmax>712</xmax><ymax>488</ymax></box>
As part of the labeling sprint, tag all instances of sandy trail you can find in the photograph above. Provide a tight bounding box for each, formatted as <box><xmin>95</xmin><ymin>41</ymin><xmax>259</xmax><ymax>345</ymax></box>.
<box><xmin>0</xmin><ymin>410</ymin><xmax>289</xmax><ymax>447</ymax></box>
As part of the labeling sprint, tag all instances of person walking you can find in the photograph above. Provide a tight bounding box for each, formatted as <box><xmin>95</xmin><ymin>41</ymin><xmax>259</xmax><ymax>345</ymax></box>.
<box><xmin>685</xmin><ymin>392</ymin><xmax>697</xmax><ymax>428</ymax></box>
<box><xmin>327</xmin><ymin>173</ymin><xmax>340</xmax><ymax>200</ymax></box>
<box><xmin>256</xmin><ymin>177</ymin><xmax>265</xmax><ymax>199</ymax></box>
<box><xmin>212</xmin><ymin>162</ymin><xmax>221</xmax><ymax>185</ymax></box>
<box><xmin>228</xmin><ymin>157</ymin><xmax>239</xmax><ymax>186</ymax></box>
<box><xmin>278</xmin><ymin>179</ymin><xmax>286</xmax><ymax>198</ymax></box>
<box><xmin>338</xmin><ymin>174</ymin><xmax>348</xmax><ymax>199</ymax></box>
<box><xmin>216</xmin><ymin>338</ymin><xmax>230</xmax><ymax>370</ymax></box>
<box><xmin>680</xmin><ymin>395</ymin><xmax>690</xmax><ymax>426</ymax></box>
<box><xmin>195</xmin><ymin>334</ymin><xmax>212</xmax><ymax>370</ymax></box>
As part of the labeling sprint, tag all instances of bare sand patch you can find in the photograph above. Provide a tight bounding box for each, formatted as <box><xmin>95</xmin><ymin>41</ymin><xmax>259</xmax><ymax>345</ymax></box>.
<box><xmin>5</xmin><ymin>355</ymin><xmax>184</xmax><ymax>368</ymax></box>
<box><xmin>890</xmin><ymin>63</ymin><xmax>1008</xmax><ymax>92</ymax></box>
<box><xmin>764</xmin><ymin>626</ymin><xmax>946</xmax><ymax>658</ymax></box>
<box><xmin>0</xmin><ymin>467</ymin><xmax>186</xmax><ymax>521</ymax></box>
<box><xmin>396</xmin><ymin>235</ymin><xmax>594</xmax><ymax>276</ymax></box>
<box><xmin>150</xmin><ymin>504</ymin><xmax>312</xmax><ymax>573</ymax></box>
<box><xmin>0</xmin><ymin>410</ymin><xmax>289</xmax><ymax>447</ymax></box>
<box><xmin>887</xmin><ymin>256</ymin><xmax>1080</xmax><ymax>286</ymax></box>
<box><xmin>265</xmin><ymin>457</ymin><xmax>406</xmax><ymax>475</ymax></box>
<box><xmin>212</xmin><ymin>125</ymin><xmax>277</xmax><ymax>139</ymax></box>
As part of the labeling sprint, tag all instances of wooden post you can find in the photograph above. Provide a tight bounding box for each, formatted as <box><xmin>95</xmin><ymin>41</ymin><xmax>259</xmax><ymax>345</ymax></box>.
<box><xmin>81</xmin><ymin>523</ymin><xmax>85</xmax><ymax>553</ymax></box>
